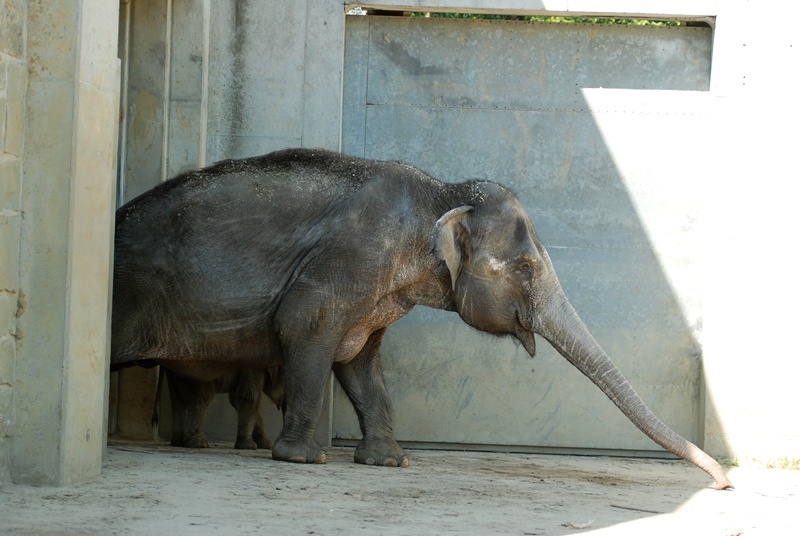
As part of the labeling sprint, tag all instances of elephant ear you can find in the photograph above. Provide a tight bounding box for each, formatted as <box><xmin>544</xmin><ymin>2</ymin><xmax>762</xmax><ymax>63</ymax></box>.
<box><xmin>430</xmin><ymin>206</ymin><xmax>473</xmax><ymax>291</ymax></box>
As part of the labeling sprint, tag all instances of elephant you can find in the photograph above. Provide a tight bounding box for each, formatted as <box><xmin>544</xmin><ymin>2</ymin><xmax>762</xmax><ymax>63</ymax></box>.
<box><xmin>156</xmin><ymin>366</ymin><xmax>285</xmax><ymax>449</ymax></box>
<box><xmin>110</xmin><ymin>148</ymin><xmax>732</xmax><ymax>489</ymax></box>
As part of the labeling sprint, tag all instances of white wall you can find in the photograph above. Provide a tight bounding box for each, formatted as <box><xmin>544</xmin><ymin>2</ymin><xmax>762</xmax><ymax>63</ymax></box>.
<box><xmin>704</xmin><ymin>1</ymin><xmax>800</xmax><ymax>464</ymax></box>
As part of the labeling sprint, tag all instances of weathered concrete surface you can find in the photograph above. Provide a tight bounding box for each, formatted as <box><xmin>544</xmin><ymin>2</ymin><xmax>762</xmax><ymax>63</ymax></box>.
<box><xmin>1</xmin><ymin>442</ymin><xmax>796</xmax><ymax>535</ymax></box>
<box><xmin>205</xmin><ymin>0</ymin><xmax>344</xmax><ymax>161</ymax></box>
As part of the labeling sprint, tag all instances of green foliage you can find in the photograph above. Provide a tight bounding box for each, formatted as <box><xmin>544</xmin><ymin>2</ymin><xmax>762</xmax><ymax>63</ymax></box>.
<box><xmin>719</xmin><ymin>456</ymin><xmax>800</xmax><ymax>470</ymax></box>
<box><xmin>535</xmin><ymin>16</ymin><xmax>679</xmax><ymax>26</ymax></box>
<box><xmin>409</xmin><ymin>12</ymin><xmax>680</xmax><ymax>26</ymax></box>
<box><xmin>767</xmin><ymin>457</ymin><xmax>800</xmax><ymax>470</ymax></box>
<box><xmin>718</xmin><ymin>456</ymin><xmax>740</xmax><ymax>467</ymax></box>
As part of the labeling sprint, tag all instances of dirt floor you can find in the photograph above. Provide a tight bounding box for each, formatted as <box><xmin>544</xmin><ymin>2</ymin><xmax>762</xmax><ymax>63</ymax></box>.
<box><xmin>1</xmin><ymin>441</ymin><xmax>798</xmax><ymax>535</ymax></box>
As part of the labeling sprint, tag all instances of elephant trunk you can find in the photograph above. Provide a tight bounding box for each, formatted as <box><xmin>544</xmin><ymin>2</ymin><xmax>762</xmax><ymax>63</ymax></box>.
<box><xmin>537</xmin><ymin>289</ymin><xmax>733</xmax><ymax>490</ymax></box>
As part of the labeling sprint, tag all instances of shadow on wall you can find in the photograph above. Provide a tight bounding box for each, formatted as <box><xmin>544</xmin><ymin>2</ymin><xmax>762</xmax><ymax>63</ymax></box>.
<box><xmin>336</xmin><ymin>15</ymin><xmax>732</xmax><ymax>458</ymax></box>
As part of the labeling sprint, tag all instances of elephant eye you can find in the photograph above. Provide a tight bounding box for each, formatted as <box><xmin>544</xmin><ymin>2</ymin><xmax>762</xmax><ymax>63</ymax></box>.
<box><xmin>517</xmin><ymin>262</ymin><xmax>532</xmax><ymax>274</ymax></box>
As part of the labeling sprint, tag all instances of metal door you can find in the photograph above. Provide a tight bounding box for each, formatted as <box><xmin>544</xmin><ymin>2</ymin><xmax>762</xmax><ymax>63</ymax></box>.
<box><xmin>335</xmin><ymin>15</ymin><xmax>712</xmax><ymax>454</ymax></box>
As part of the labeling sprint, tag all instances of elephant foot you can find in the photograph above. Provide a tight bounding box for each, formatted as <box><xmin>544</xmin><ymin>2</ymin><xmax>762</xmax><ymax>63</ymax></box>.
<box><xmin>171</xmin><ymin>435</ymin><xmax>209</xmax><ymax>448</ymax></box>
<box><xmin>182</xmin><ymin>434</ymin><xmax>209</xmax><ymax>448</ymax></box>
<box><xmin>354</xmin><ymin>438</ymin><xmax>409</xmax><ymax>468</ymax></box>
<box><xmin>234</xmin><ymin>434</ymin><xmax>272</xmax><ymax>450</ymax></box>
<box><xmin>234</xmin><ymin>437</ymin><xmax>258</xmax><ymax>450</ymax></box>
<box><xmin>253</xmin><ymin>432</ymin><xmax>273</xmax><ymax>450</ymax></box>
<box><xmin>272</xmin><ymin>438</ymin><xmax>327</xmax><ymax>464</ymax></box>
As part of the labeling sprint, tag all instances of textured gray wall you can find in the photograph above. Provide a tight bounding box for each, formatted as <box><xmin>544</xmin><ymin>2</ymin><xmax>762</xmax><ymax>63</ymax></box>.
<box><xmin>335</xmin><ymin>16</ymin><xmax>712</xmax><ymax>453</ymax></box>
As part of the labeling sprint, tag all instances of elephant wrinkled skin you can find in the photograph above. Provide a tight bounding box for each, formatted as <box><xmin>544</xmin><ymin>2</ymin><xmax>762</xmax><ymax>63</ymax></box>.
<box><xmin>111</xmin><ymin>148</ymin><xmax>732</xmax><ymax>489</ymax></box>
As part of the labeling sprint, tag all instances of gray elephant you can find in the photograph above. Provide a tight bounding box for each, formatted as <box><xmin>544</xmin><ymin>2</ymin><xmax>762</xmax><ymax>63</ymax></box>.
<box><xmin>111</xmin><ymin>148</ymin><xmax>732</xmax><ymax>489</ymax></box>
<box><xmin>159</xmin><ymin>366</ymin><xmax>284</xmax><ymax>449</ymax></box>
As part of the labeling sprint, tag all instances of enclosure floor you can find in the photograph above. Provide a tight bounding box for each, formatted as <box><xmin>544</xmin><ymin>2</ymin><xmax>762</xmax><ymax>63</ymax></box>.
<box><xmin>1</xmin><ymin>441</ymin><xmax>796</xmax><ymax>535</ymax></box>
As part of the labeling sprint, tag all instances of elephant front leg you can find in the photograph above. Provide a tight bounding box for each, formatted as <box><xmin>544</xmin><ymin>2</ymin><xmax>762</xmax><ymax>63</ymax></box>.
<box><xmin>271</xmin><ymin>345</ymin><xmax>331</xmax><ymax>464</ymax></box>
<box><xmin>333</xmin><ymin>329</ymin><xmax>409</xmax><ymax>468</ymax></box>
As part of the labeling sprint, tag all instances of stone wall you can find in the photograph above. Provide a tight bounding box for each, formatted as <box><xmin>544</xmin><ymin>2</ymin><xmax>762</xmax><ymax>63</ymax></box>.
<box><xmin>0</xmin><ymin>0</ymin><xmax>27</xmax><ymax>483</ymax></box>
<box><xmin>1</xmin><ymin>0</ymin><xmax>119</xmax><ymax>485</ymax></box>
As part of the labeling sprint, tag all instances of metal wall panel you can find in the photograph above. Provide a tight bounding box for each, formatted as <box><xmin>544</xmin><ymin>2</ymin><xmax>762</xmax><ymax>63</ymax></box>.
<box><xmin>336</xmin><ymin>16</ymin><xmax>712</xmax><ymax>452</ymax></box>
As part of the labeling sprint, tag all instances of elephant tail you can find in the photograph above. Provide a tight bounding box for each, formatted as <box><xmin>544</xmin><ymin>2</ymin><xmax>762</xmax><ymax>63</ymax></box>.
<box><xmin>151</xmin><ymin>366</ymin><xmax>165</xmax><ymax>433</ymax></box>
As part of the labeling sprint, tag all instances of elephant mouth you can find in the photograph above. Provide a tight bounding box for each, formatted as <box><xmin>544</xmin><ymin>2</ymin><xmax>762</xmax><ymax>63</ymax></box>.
<box><xmin>514</xmin><ymin>329</ymin><xmax>536</xmax><ymax>357</ymax></box>
<box><xmin>514</xmin><ymin>305</ymin><xmax>537</xmax><ymax>356</ymax></box>
<box><xmin>514</xmin><ymin>326</ymin><xmax>537</xmax><ymax>356</ymax></box>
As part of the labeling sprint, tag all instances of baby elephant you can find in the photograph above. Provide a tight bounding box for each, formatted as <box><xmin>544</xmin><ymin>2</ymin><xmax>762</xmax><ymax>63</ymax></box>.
<box><xmin>160</xmin><ymin>366</ymin><xmax>285</xmax><ymax>450</ymax></box>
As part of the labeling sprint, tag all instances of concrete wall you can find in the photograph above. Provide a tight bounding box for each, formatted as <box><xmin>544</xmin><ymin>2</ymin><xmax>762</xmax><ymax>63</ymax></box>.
<box><xmin>0</xmin><ymin>0</ymin><xmax>119</xmax><ymax>485</ymax></box>
<box><xmin>114</xmin><ymin>0</ymin><xmax>800</xmax><ymax>466</ymax></box>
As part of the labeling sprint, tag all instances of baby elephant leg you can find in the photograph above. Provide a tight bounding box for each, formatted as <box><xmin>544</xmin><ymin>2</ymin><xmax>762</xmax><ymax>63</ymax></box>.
<box><xmin>166</xmin><ymin>369</ymin><xmax>215</xmax><ymax>448</ymax></box>
<box><xmin>229</xmin><ymin>370</ymin><xmax>269</xmax><ymax>449</ymax></box>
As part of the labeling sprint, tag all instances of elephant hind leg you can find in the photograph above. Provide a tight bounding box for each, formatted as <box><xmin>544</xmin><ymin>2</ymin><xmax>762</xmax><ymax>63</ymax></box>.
<box><xmin>167</xmin><ymin>371</ymin><xmax>187</xmax><ymax>447</ymax></box>
<box><xmin>333</xmin><ymin>329</ymin><xmax>408</xmax><ymax>468</ymax></box>
<box><xmin>229</xmin><ymin>370</ymin><xmax>270</xmax><ymax>450</ymax></box>
<box><xmin>166</xmin><ymin>369</ymin><xmax>214</xmax><ymax>448</ymax></box>
<box><xmin>250</xmin><ymin>415</ymin><xmax>272</xmax><ymax>449</ymax></box>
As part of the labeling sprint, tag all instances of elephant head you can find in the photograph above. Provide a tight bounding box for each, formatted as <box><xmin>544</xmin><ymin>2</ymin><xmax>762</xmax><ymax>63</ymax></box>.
<box><xmin>432</xmin><ymin>182</ymin><xmax>732</xmax><ymax>490</ymax></box>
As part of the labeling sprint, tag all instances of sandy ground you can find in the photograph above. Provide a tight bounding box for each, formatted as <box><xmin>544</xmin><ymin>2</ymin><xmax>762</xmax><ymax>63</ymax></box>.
<box><xmin>1</xmin><ymin>441</ymin><xmax>798</xmax><ymax>535</ymax></box>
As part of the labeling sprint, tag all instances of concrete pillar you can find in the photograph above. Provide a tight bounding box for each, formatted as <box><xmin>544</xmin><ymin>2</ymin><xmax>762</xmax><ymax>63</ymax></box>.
<box><xmin>12</xmin><ymin>0</ymin><xmax>119</xmax><ymax>485</ymax></box>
